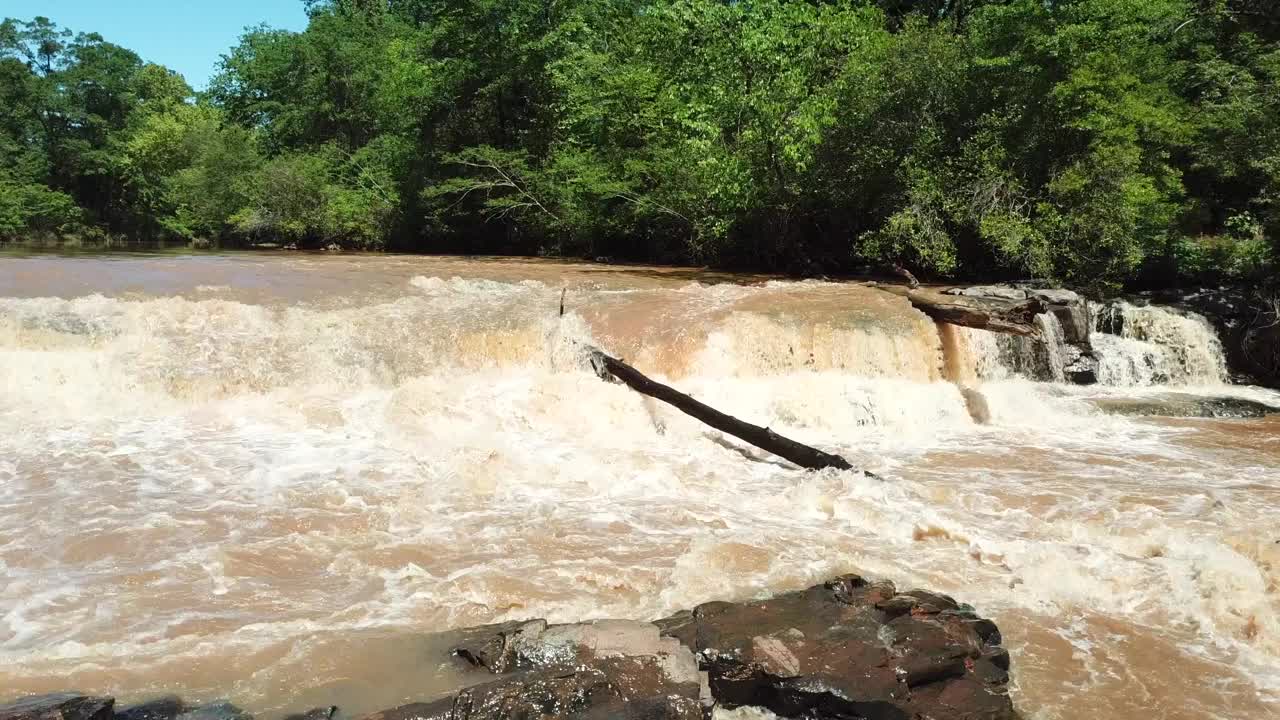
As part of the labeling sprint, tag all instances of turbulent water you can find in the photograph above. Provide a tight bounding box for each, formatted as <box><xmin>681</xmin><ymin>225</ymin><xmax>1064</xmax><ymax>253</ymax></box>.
<box><xmin>1093</xmin><ymin>301</ymin><xmax>1232</xmax><ymax>386</ymax></box>
<box><xmin>1</xmin><ymin>253</ymin><xmax>1277</xmax><ymax>720</ymax></box>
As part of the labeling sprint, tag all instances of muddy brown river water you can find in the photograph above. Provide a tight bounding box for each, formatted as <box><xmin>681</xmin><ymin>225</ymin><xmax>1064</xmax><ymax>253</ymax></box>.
<box><xmin>1</xmin><ymin>253</ymin><xmax>1277</xmax><ymax>719</ymax></box>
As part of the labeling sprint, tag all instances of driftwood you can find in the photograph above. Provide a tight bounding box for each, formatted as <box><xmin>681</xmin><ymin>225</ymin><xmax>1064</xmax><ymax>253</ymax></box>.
<box><xmin>892</xmin><ymin>263</ymin><xmax>921</xmax><ymax>288</ymax></box>
<box><xmin>584</xmin><ymin>347</ymin><xmax>854</xmax><ymax>471</ymax></box>
<box><xmin>559</xmin><ymin>288</ymin><xmax>853</xmax><ymax>472</ymax></box>
<box><xmin>879</xmin><ymin>285</ymin><xmax>1046</xmax><ymax>337</ymax></box>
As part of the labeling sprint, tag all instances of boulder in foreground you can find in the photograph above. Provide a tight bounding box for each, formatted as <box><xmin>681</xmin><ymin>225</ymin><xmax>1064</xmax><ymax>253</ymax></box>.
<box><xmin>658</xmin><ymin>575</ymin><xmax>1016</xmax><ymax>720</ymax></box>
<box><xmin>0</xmin><ymin>695</ymin><xmax>114</xmax><ymax>720</ymax></box>
<box><xmin>366</xmin><ymin>619</ymin><xmax>705</xmax><ymax>720</ymax></box>
<box><xmin>370</xmin><ymin>575</ymin><xmax>1017</xmax><ymax>720</ymax></box>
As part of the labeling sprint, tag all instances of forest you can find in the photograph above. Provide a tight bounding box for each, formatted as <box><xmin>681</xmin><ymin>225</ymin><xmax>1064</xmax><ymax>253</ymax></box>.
<box><xmin>2</xmin><ymin>0</ymin><xmax>1278</xmax><ymax>288</ymax></box>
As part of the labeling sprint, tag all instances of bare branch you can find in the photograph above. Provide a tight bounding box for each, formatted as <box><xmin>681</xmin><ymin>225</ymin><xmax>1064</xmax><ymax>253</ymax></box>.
<box><xmin>449</xmin><ymin>154</ymin><xmax>560</xmax><ymax>223</ymax></box>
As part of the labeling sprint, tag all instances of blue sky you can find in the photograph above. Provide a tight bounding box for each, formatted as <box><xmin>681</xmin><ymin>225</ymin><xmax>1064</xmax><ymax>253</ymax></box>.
<box><xmin>0</xmin><ymin>0</ymin><xmax>310</xmax><ymax>88</ymax></box>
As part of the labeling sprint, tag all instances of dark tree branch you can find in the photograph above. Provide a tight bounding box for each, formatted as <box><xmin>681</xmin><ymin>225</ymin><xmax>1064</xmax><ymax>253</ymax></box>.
<box><xmin>584</xmin><ymin>347</ymin><xmax>855</xmax><ymax>472</ymax></box>
<box><xmin>878</xmin><ymin>285</ymin><xmax>1046</xmax><ymax>337</ymax></box>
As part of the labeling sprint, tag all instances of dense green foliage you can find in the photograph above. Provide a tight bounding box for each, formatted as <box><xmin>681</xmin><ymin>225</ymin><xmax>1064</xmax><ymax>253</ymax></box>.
<box><xmin>3</xmin><ymin>1</ymin><xmax>1279</xmax><ymax>286</ymax></box>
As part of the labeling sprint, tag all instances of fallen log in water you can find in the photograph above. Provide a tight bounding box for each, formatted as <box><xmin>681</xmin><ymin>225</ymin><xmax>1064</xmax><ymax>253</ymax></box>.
<box><xmin>877</xmin><ymin>284</ymin><xmax>1046</xmax><ymax>337</ymax></box>
<box><xmin>584</xmin><ymin>347</ymin><xmax>854</xmax><ymax>471</ymax></box>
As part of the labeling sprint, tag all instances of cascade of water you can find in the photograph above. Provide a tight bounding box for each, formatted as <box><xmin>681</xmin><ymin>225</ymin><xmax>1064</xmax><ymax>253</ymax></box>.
<box><xmin>940</xmin><ymin>317</ymin><xmax>1065</xmax><ymax>384</ymax></box>
<box><xmin>985</xmin><ymin>312</ymin><xmax>1069</xmax><ymax>383</ymax></box>
<box><xmin>942</xmin><ymin>301</ymin><xmax>1229</xmax><ymax>388</ymax></box>
<box><xmin>1091</xmin><ymin>302</ymin><xmax>1229</xmax><ymax>386</ymax></box>
<box><xmin>1035</xmin><ymin>312</ymin><xmax>1068</xmax><ymax>383</ymax></box>
<box><xmin>0</xmin><ymin>278</ymin><xmax>966</xmax><ymax>431</ymax></box>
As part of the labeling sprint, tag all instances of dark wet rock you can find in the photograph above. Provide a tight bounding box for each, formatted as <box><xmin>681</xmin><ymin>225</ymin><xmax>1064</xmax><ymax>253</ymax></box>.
<box><xmin>1088</xmin><ymin>392</ymin><xmax>1280</xmax><ymax>418</ymax></box>
<box><xmin>369</xmin><ymin>619</ymin><xmax>705</xmax><ymax>720</ymax></box>
<box><xmin>282</xmin><ymin>708</ymin><xmax>336</xmax><ymax>720</ymax></box>
<box><xmin>368</xmin><ymin>576</ymin><xmax>1015</xmax><ymax>719</ymax></box>
<box><xmin>1033</xmin><ymin>289</ymin><xmax>1094</xmax><ymax>379</ymax></box>
<box><xmin>0</xmin><ymin>695</ymin><xmax>115</xmax><ymax>720</ymax></box>
<box><xmin>115</xmin><ymin>698</ymin><xmax>188</xmax><ymax>720</ymax></box>
<box><xmin>959</xmin><ymin>386</ymin><xmax>992</xmax><ymax>424</ymax></box>
<box><xmin>1048</xmin><ymin>303</ymin><xmax>1090</xmax><ymax>346</ymax></box>
<box><xmin>1062</xmin><ymin>345</ymin><xmax>1099</xmax><ymax>385</ymax></box>
<box><xmin>655</xmin><ymin>575</ymin><xmax>1016</xmax><ymax>720</ymax></box>
<box><xmin>173</xmin><ymin>704</ymin><xmax>251</xmax><ymax>720</ymax></box>
<box><xmin>1093</xmin><ymin>301</ymin><xmax>1127</xmax><ymax>336</ymax></box>
<box><xmin>368</xmin><ymin>665</ymin><xmax>702</xmax><ymax>720</ymax></box>
<box><xmin>348</xmin><ymin>577</ymin><xmax>1016</xmax><ymax>720</ymax></box>
<box><xmin>114</xmin><ymin>699</ymin><xmax>257</xmax><ymax>720</ymax></box>
<box><xmin>944</xmin><ymin>286</ymin><xmax>1028</xmax><ymax>301</ymax></box>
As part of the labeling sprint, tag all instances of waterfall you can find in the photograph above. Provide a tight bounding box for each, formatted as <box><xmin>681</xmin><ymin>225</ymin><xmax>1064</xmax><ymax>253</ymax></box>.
<box><xmin>940</xmin><ymin>313</ymin><xmax>1067</xmax><ymax>384</ymax></box>
<box><xmin>994</xmin><ymin>312</ymin><xmax>1067</xmax><ymax>383</ymax></box>
<box><xmin>942</xmin><ymin>300</ymin><xmax>1230</xmax><ymax>388</ymax></box>
<box><xmin>1091</xmin><ymin>301</ymin><xmax>1229</xmax><ymax>386</ymax></box>
<box><xmin>0</xmin><ymin>278</ymin><xmax>966</xmax><ymax>432</ymax></box>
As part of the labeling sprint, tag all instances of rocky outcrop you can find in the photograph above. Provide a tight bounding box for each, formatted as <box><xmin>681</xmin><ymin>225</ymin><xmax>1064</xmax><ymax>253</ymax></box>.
<box><xmin>1087</xmin><ymin>392</ymin><xmax>1280</xmax><ymax>418</ymax></box>
<box><xmin>367</xmin><ymin>619</ymin><xmax>706</xmax><ymax>720</ymax></box>
<box><xmin>0</xmin><ymin>697</ymin><xmax>260</xmax><ymax>720</ymax></box>
<box><xmin>113</xmin><ymin>700</ymin><xmax>252</xmax><ymax>720</ymax></box>
<box><xmin>657</xmin><ymin>575</ymin><xmax>1015</xmax><ymax>720</ymax></box>
<box><xmin>380</xmin><ymin>576</ymin><xmax>1017</xmax><ymax>720</ymax></box>
<box><xmin>939</xmin><ymin>285</ymin><xmax>1098</xmax><ymax>384</ymax></box>
<box><xmin>114</xmin><ymin>698</ymin><xmax>188</xmax><ymax>720</ymax></box>
<box><xmin>944</xmin><ymin>286</ymin><xmax>1031</xmax><ymax>302</ymax></box>
<box><xmin>0</xmin><ymin>695</ymin><xmax>114</xmax><ymax>720</ymax></box>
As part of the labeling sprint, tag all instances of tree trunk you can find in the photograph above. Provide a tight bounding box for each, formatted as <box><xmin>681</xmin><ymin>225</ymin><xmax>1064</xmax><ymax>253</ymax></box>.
<box><xmin>878</xmin><ymin>285</ymin><xmax>1046</xmax><ymax>337</ymax></box>
<box><xmin>585</xmin><ymin>348</ymin><xmax>854</xmax><ymax>471</ymax></box>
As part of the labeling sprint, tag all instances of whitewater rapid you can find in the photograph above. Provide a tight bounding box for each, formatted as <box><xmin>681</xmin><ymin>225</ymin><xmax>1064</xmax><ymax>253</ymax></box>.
<box><xmin>0</xmin><ymin>254</ymin><xmax>1277</xmax><ymax>720</ymax></box>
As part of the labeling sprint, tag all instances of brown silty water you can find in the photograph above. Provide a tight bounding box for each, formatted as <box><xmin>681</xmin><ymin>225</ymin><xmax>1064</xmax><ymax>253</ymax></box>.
<box><xmin>1</xmin><ymin>253</ymin><xmax>1277</xmax><ymax>719</ymax></box>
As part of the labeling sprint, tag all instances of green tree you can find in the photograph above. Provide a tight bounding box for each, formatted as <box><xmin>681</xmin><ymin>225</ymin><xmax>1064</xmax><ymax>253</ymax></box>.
<box><xmin>3</xmin><ymin>0</ymin><xmax>1278</xmax><ymax>286</ymax></box>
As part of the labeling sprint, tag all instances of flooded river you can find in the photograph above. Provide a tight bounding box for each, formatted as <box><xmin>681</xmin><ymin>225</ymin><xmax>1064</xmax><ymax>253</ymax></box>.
<box><xmin>1</xmin><ymin>253</ymin><xmax>1277</xmax><ymax>719</ymax></box>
